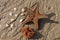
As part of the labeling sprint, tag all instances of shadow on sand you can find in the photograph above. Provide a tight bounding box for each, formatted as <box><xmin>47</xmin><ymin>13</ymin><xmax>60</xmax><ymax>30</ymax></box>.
<box><xmin>38</xmin><ymin>12</ymin><xmax>59</xmax><ymax>30</ymax></box>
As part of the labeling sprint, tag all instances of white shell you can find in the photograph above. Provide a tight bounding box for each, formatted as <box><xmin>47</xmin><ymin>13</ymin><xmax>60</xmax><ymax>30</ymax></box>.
<box><xmin>21</xmin><ymin>8</ymin><xmax>25</xmax><ymax>12</ymax></box>
<box><xmin>11</xmin><ymin>18</ymin><xmax>14</xmax><ymax>21</ymax></box>
<box><xmin>14</xmin><ymin>8</ymin><xmax>17</xmax><ymax>11</ymax></box>
<box><xmin>20</xmin><ymin>13</ymin><xmax>24</xmax><ymax>16</ymax></box>
<box><xmin>10</xmin><ymin>24</ymin><xmax>13</xmax><ymax>28</ymax></box>
<box><xmin>6</xmin><ymin>24</ymin><xmax>9</xmax><ymax>27</ymax></box>
<box><xmin>9</xmin><ymin>12</ymin><xmax>13</xmax><ymax>16</ymax></box>
<box><xmin>20</xmin><ymin>19</ymin><xmax>23</xmax><ymax>22</ymax></box>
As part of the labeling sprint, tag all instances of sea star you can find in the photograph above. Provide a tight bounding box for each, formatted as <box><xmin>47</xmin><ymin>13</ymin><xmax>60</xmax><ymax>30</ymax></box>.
<box><xmin>21</xmin><ymin>27</ymin><xmax>34</xmax><ymax>40</ymax></box>
<box><xmin>22</xmin><ymin>3</ymin><xmax>48</xmax><ymax>30</ymax></box>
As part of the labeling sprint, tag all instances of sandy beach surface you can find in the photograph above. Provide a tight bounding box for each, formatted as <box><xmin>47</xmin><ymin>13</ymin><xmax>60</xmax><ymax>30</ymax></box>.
<box><xmin>0</xmin><ymin>0</ymin><xmax>60</xmax><ymax>40</ymax></box>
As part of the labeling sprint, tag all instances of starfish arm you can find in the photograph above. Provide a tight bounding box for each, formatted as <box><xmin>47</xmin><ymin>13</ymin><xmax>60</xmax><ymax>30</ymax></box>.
<box><xmin>38</xmin><ymin>14</ymin><xmax>48</xmax><ymax>19</ymax></box>
<box><xmin>33</xmin><ymin>3</ymin><xmax>39</xmax><ymax>16</ymax></box>
<box><xmin>33</xmin><ymin>18</ymin><xmax>38</xmax><ymax>30</ymax></box>
<box><xmin>22</xmin><ymin>15</ymin><xmax>31</xmax><ymax>24</ymax></box>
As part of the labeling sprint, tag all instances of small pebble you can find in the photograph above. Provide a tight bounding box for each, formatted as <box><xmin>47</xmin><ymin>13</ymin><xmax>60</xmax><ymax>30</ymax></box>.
<box><xmin>6</xmin><ymin>24</ymin><xmax>9</xmax><ymax>27</ymax></box>
<box><xmin>9</xmin><ymin>12</ymin><xmax>13</xmax><ymax>16</ymax></box>
<box><xmin>14</xmin><ymin>8</ymin><xmax>17</xmax><ymax>11</ymax></box>
<box><xmin>10</xmin><ymin>24</ymin><xmax>13</xmax><ymax>28</ymax></box>
<box><xmin>21</xmin><ymin>8</ymin><xmax>25</xmax><ymax>12</ymax></box>
<box><xmin>11</xmin><ymin>18</ymin><xmax>14</xmax><ymax>21</ymax></box>
<box><xmin>20</xmin><ymin>19</ymin><xmax>23</xmax><ymax>22</ymax></box>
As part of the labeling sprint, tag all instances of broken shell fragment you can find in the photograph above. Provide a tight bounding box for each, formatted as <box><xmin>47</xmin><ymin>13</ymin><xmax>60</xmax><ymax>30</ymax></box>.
<box><xmin>21</xmin><ymin>8</ymin><xmax>25</xmax><ymax>12</ymax></box>
<box><xmin>20</xmin><ymin>19</ymin><xmax>23</xmax><ymax>22</ymax></box>
<box><xmin>20</xmin><ymin>13</ymin><xmax>24</xmax><ymax>16</ymax></box>
<box><xmin>10</xmin><ymin>24</ymin><xmax>13</xmax><ymax>28</ymax></box>
<box><xmin>11</xmin><ymin>18</ymin><xmax>14</xmax><ymax>22</ymax></box>
<box><xmin>14</xmin><ymin>8</ymin><xmax>17</xmax><ymax>11</ymax></box>
<box><xmin>6</xmin><ymin>24</ymin><xmax>9</xmax><ymax>27</ymax></box>
<box><xmin>9</xmin><ymin>12</ymin><xmax>13</xmax><ymax>16</ymax></box>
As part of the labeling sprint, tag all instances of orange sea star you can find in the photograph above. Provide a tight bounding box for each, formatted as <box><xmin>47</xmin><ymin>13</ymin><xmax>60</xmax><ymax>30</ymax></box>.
<box><xmin>22</xmin><ymin>3</ymin><xmax>48</xmax><ymax>30</ymax></box>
